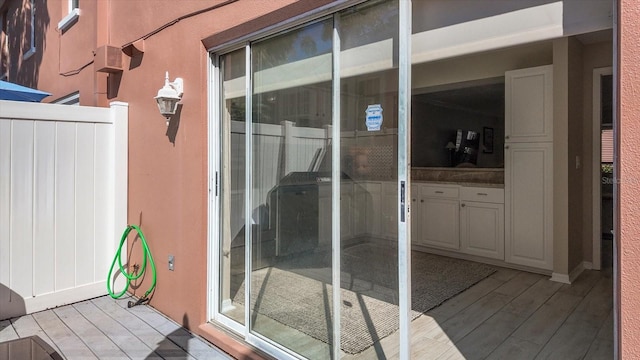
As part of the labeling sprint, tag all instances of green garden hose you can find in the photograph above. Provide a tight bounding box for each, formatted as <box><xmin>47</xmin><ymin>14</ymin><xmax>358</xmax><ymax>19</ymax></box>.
<box><xmin>107</xmin><ymin>225</ymin><xmax>157</xmax><ymax>305</ymax></box>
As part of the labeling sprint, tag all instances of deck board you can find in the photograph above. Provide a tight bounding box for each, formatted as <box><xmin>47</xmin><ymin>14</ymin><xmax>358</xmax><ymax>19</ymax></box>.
<box><xmin>31</xmin><ymin>309</ymin><xmax>98</xmax><ymax>359</ymax></box>
<box><xmin>73</xmin><ymin>300</ymin><xmax>158</xmax><ymax>359</ymax></box>
<box><xmin>0</xmin><ymin>266</ymin><xmax>613</xmax><ymax>360</ymax></box>
<box><xmin>1</xmin><ymin>296</ymin><xmax>232</xmax><ymax>360</ymax></box>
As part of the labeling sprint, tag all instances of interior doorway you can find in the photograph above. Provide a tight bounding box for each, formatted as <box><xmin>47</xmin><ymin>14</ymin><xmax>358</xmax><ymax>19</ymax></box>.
<box><xmin>405</xmin><ymin>27</ymin><xmax>614</xmax><ymax>359</ymax></box>
<box><xmin>208</xmin><ymin>1</ymin><xmax>615</xmax><ymax>359</ymax></box>
<box><xmin>593</xmin><ymin>67</ymin><xmax>614</xmax><ymax>271</ymax></box>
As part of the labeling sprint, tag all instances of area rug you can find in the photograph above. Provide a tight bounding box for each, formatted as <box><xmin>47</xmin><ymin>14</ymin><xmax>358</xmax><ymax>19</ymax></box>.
<box><xmin>233</xmin><ymin>243</ymin><xmax>496</xmax><ymax>354</ymax></box>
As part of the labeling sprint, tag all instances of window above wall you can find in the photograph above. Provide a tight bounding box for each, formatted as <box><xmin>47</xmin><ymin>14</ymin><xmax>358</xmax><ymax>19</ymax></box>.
<box><xmin>22</xmin><ymin>0</ymin><xmax>36</xmax><ymax>60</ymax></box>
<box><xmin>0</xmin><ymin>9</ymin><xmax>8</xmax><ymax>80</ymax></box>
<box><xmin>58</xmin><ymin>0</ymin><xmax>80</xmax><ymax>32</ymax></box>
<box><xmin>53</xmin><ymin>91</ymin><xmax>80</xmax><ymax>105</ymax></box>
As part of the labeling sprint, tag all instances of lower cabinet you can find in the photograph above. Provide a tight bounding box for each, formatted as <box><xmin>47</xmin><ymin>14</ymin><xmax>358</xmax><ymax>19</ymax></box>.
<box><xmin>418</xmin><ymin>197</ymin><xmax>460</xmax><ymax>250</ymax></box>
<box><xmin>321</xmin><ymin>181</ymin><xmax>505</xmax><ymax>264</ymax></box>
<box><xmin>414</xmin><ymin>184</ymin><xmax>460</xmax><ymax>249</ymax></box>
<box><xmin>460</xmin><ymin>201</ymin><xmax>505</xmax><ymax>260</ymax></box>
<box><xmin>381</xmin><ymin>182</ymin><xmax>398</xmax><ymax>239</ymax></box>
<box><xmin>411</xmin><ymin>184</ymin><xmax>505</xmax><ymax>261</ymax></box>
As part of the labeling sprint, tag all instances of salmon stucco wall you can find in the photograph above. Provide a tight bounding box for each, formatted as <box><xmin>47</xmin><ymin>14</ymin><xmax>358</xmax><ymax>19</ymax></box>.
<box><xmin>102</xmin><ymin>1</ymin><xmax>331</xmax><ymax>357</ymax></box>
<box><xmin>620</xmin><ymin>0</ymin><xmax>640</xmax><ymax>357</ymax></box>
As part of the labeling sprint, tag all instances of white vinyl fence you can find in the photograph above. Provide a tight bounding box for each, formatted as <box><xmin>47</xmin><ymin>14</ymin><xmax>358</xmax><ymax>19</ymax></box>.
<box><xmin>0</xmin><ymin>101</ymin><xmax>127</xmax><ymax>320</ymax></box>
<box><xmin>228</xmin><ymin>120</ymin><xmax>396</xmax><ymax>239</ymax></box>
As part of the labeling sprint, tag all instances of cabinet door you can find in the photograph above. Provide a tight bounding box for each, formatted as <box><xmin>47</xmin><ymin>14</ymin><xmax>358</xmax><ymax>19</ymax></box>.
<box><xmin>417</xmin><ymin>197</ymin><xmax>459</xmax><ymax>250</ymax></box>
<box><xmin>410</xmin><ymin>185</ymin><xmax>418</xmax><ymax>244</ymax></box>
<box><xmin>365</xmin><ymin>182</ymin><xmax>382</xmax><ymax>237</ymax></box>
<box><xmin>505</xmin><ymin>65</ymin><xmax>553</xmax><ymax>142</ymax></box>
<box><xmin>340</xmin><ymin>183</ymin><xmax>354</xmax><ymax>239</ymax></box>
<box><xmin>505</xmin><ymin>142</ymin><xmax>553</xmax><ymax>270</ymax></box>
<box><xmin>460</xmin><ymin>201</ymin><xmax>504</xmax><ymax>260</ymax></box>
<box><xmin>381</xmin><ymin>182</ymin><xmax>398</xmax><ymax>239</ymax></box>
<box><xmin>353</xmin><ymin>182</ymin><xmax>368</xmax><ymax>237</ymax></box>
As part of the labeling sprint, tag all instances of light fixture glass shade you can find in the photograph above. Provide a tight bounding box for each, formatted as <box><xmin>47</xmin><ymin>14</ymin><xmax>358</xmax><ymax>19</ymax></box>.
<box><xmin>154</xmin><ymin>72</ymin><xmax>183</xmax><ymax>119</ymax></box>
<box><xmin>155</xmin><ymin>86</ymin><xmax>181</xmax><ymax>117</ymax></box>
<box><xmin>155</xmin><ymin>95</ymin><xmax>180</xmax><ymax>117</ymax></box>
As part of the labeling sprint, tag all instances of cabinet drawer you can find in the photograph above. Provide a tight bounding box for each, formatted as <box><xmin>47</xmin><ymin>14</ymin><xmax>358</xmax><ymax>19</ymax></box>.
<box><xmin>421</xmin><ymin>185</ymin><xmax>459</xmax><ymax>199</ymax></box>
<box><xmin>460</xmin><ymin>187</ymin><xmax>504</xmax><ymax>203</ymax></box>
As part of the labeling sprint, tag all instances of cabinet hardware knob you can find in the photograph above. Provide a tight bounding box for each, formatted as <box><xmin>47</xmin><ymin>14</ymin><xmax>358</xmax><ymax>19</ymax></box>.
<box><xmin>505</xmin><ymin>135</ymin><xmax>510</xmax><ymax>139</ymax></box>
<box><xmin>412</xmin><ymin>198</ymin><xmax>416</xmax><ymax>202</ymax></box>
<box><xmin>461</xmin><ymin>203</ymin><xmax>466</xmax><ymax>207</ymax></box>
<box><xmin>477</xmin><ymin>193</ymin><xmax>488</xmax><ymax>196</ymax></box>
<box><xmin>505</xmin><ymin>145</ymin><xmax>510</xmax><ymax>149</ymax></box>
<box><xmin>420</xmin><ymin>199</ymin><xmax>424</xmax><ymax>203</ymax></box>
<box><xmin>435</xmin><ymin>191</ymin><xmax>444</xmax><ymax>194</ymax></box>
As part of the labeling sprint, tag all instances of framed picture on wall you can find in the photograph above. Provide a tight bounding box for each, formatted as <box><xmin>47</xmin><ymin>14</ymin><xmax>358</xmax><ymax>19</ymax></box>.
<box><xmin>483</xmin><ymin>127</ymin><xmax>494</xmax><ymax>153</ymax></box>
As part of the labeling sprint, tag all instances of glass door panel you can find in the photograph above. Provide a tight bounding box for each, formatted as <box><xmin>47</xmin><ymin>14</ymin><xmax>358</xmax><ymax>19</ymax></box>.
<box><xmin>339</xmin><ymin>1</ymin><xmax>400</xmax><ymax>358</ymax></box>
<box><xmin>250</xmin><ymin>19</ymin><xmax>334</xmax><ymax>359</ymax></box>
<box><xmin>219</xmin><ymin>48</ymin><xmax>246</xmax><ymax>325</ymax></box>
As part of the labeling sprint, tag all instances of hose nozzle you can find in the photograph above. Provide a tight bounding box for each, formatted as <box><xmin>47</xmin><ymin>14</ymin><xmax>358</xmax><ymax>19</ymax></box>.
<box><xmin>127</xmin><ymin>297</ymin><xmax>148</xmax><ymax>308</ymax></box>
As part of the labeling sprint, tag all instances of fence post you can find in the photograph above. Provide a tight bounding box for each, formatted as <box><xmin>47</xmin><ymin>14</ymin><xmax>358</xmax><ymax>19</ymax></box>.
<box><xmin>110</xmin><ymin>102</ymin><xmax>128</xmax><ymax>280</ymax></box>
<box><xmin>281</xmin><ymin>120</ymin><xmax>295</xmax><ymax>177</ymax></box>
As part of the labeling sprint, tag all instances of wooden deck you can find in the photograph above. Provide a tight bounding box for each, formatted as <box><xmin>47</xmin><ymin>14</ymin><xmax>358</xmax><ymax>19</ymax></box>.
<box><xmin>0</xmin><ymin>296</ymin><xmax>232</xmax><ymax>360</ymax></box>
<box><xmin>0</xmin><ymin>267</ymin><xmax>613</xmax><ymax>360</ymax></box>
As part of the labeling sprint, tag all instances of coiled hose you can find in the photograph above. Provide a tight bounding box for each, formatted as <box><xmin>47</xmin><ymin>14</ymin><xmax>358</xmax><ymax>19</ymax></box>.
<box><xmin>107</xmin><ymin>225</ymin><xmax>157</xmax><ymax>307</ymax></box>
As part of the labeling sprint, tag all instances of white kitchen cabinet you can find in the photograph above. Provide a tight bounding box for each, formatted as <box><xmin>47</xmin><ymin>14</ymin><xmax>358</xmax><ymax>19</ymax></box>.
<box><xmin>318</xmin><ymin>181</ymin><xmax>379</xmax><ymax>244</ymax></box>
<box><xmin>505</xmin><ymin>65</ymin><xmax>553</xmax><ymax>143</ymax></box>
<box><xmin>381</xmin><ymin>182</ymin><xmax>398</xmax><ymax>239</ymax></box>
<box><xmin>410</xmin><ymin>184</ymin><xmax>418</xmax><ymax>243</ymax></box>
<box><xmin>416</xmin><ymin>185</ymin><xmax>460</xmax><ymax>250</ymax></box>
<box><xmin>352</xmin><ymin>183</ymin><xmax>368</xmax><ymax>237</ymax></box>
<box><xmin>364</xmin><ymin>182</ymin><xmax>382</xmax><ymax>237</ymax></box>
<box><xmin>341</xmin><ymin>182</ymin><xmax>353</xmax><ymax>239</ymax></box>
<box><xmin>504</xmin><ymin>142</ymin><xmax>553</xmax><ymax>270</ymax></box>
<box><xmin>460</xmin><ymin>187</ymin><xmax>504</xmax><ymax>260</ymax></box>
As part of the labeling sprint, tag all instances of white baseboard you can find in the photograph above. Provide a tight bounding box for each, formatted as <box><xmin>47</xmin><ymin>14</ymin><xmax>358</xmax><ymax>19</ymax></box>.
<box><xmin>583</xmin><ymin>261</ymin><xmax>593</xmax><ymax>270</ymax></box>
<box><xmin>550</xmin><ymin>262</ymin><xmax>588</xmax><ymax>284</ymax></box>
<box><xmin>550</xmin><ymin>272</ymin><xmax>571</xmax><ymax>284</ymax></box>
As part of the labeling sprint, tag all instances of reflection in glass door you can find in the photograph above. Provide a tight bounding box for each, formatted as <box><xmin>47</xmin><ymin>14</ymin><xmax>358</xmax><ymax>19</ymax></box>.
<box><xmin>218</xmin><ymin>48</ymin><xmax>246</xmax><ymax>326</ymax></box>
<box><xmin>250</xmin><ymin>19</ymin><xmax>335</xmax><ymax>359</ymax></box>
<box><xmin>338</xmin><ymin>1</ymin><xmax>401</xmax><ymax>358</ymax></box>
<box><xmin>214</xmin><ymin>0</ymin><xmax>408</xmax><ymax>358</ymax></box>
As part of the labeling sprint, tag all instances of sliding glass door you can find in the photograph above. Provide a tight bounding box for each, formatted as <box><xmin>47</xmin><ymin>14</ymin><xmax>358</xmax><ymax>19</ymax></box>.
<box><xmin>250</xmin><ymin>18</ymin><xmax>335</xmax><ymax>359</ymax></box>
<box><xmin>338</xmin><ymin>1</ymin><xmax>402</xmax><ymax>359</ymax></box>
<box><xmin>214</xmin><ymin>1</ymin><xmax>408</xmax><ymax>358</ymax></box>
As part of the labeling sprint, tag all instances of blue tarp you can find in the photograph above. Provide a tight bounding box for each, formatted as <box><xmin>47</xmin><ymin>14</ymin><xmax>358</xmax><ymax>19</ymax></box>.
<box><xmin>0</xmin><ymin>80</ymin><xmax>50</xmax><ymax>102</ymax></box>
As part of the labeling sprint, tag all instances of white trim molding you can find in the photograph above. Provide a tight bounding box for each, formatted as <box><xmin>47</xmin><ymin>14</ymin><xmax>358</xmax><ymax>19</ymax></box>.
<box><xmin>58</xmin><ymin>8</ymin><xmax>80</xmax><ymax>31</ymax></box>
<box><xmin>22</xmin><ymin>0</ymin><xmax>36</xmax><ymax>60</ymax></box>
<box><xmin>53</xmin><ymin>91</ymin><xmax>80</xmax><ymax>105</ymax></box>
<box><xmin>550</xmin><ymin>261</ymin><xmax>589</xmax><ymax>284</ymax></box>
<box><xmin>592</xmin><ymin>67</ymin><xmax>614</xmax><ymax>271</ymax></box>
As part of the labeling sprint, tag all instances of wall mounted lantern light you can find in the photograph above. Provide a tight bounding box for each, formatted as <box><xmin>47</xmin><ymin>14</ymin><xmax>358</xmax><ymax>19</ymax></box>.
<box><xmin>155</xmin><ymin>71</ymin><xmax>183</xmax><ymax>125</ymax></box>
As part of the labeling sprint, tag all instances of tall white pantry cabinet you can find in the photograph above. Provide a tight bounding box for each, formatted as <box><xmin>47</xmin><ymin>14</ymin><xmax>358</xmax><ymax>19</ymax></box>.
<box><xmin>504</xmin><ymin>65</ymin><xmax>554</xmax><ymax>270</ymax></box>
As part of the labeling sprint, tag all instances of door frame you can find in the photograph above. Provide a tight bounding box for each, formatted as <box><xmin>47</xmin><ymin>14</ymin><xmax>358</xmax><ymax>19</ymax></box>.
<box><xmin>592</xmin><ymin>66</ymin><xmax>613</xmax><ymax>271</ymax></box>
<box><xmin>206</xmin><ymin>2</ymin><xmax>412</xmax><ymax>358</ymax></box>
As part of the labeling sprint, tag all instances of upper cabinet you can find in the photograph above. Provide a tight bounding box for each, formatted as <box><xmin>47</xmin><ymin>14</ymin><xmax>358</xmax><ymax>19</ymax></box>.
<box><xmin>505</xmin><ymin>65</ymin><xmax>553</xmax><ymax>143</ymax></box>
<box><xmin>504</xmin><ymin>64</ymin><xmax>554</xmax><ymax>271</ymax></box>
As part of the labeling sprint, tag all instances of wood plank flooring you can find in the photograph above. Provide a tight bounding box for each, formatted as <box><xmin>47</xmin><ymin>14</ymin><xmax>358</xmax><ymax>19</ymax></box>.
<box><xmin>0</xmin><ymin>297</ymin><xmax>232</xmax><ymax>360</ymax></box>
<box><xmin>350</xmin><ymin>268</ymin><xmax>613</xmax><ymax>360</ymax></box>
<box><xmin>0</xmin><ymin>267</ymin><xmax>613</xmax><ymax>360</ymax></box>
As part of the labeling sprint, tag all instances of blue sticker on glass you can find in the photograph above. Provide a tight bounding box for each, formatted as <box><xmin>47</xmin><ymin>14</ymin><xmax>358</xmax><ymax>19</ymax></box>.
<box><xmin>365</xmin><ymin>104</ymin><xmax>383</xmax><ymax>131</ymax></box>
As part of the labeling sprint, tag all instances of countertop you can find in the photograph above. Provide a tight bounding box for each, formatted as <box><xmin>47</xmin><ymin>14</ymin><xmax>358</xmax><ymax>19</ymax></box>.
<box><xmin>411</xmin><ymin>167</ymin><xmax>504</xmax><ymax>187</ymax></box>
<box><xmin>412</xmin><ymin>180</ymin><xmax>505</xmax><ymax>188</ymax></box>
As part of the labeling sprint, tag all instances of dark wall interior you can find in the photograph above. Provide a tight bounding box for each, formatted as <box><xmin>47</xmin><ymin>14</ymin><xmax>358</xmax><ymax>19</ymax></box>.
<box><xmin>411</xmin><ymin>82</ymin><xmax>505</xmax><ymax>168</ymax></box>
